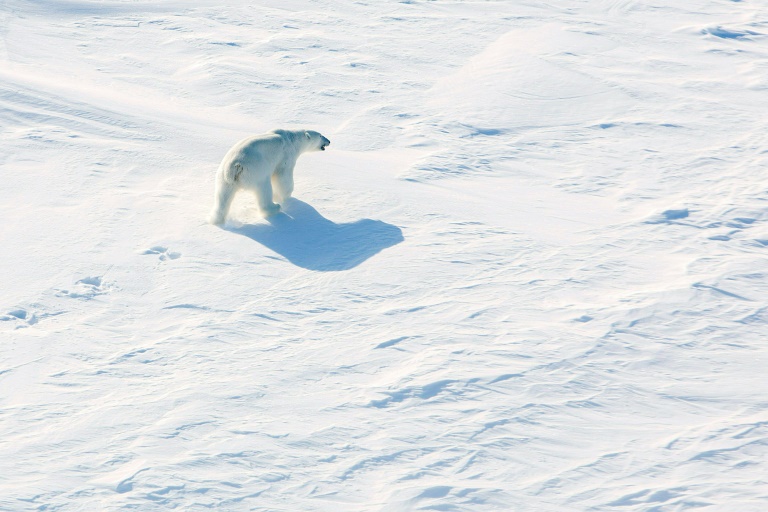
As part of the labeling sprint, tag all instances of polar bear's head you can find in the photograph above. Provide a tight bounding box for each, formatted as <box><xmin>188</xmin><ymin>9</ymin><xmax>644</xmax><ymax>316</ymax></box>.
<box><xmin>304</xmin><ymin>130</ymin><xmax>331</xmax><ymax>152</ymax></box>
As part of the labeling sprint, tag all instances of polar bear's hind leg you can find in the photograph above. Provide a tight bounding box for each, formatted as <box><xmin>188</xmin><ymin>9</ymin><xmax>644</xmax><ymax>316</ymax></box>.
<box><xmin>208</xmin><ymin>177</ymin><xmax>237</xmax><ymax>224</ymax></box>
<box><xmin>209</xmin><ymin>179</ymin><xmax>237</xmax><ymax>225</ymax></box>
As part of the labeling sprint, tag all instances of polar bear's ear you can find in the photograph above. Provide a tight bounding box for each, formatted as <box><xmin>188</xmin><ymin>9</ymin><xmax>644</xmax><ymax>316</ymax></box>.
<box><xmin>304</xmin><ymin>131</ymin><xmax>310</xmax><ymax>139</ymax></box>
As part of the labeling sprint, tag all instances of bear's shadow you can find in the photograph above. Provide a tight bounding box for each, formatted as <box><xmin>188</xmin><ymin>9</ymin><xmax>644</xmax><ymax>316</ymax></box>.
<box><xmin>226</xmin><ymin>198</ymin><xmax>403</xmax><ymax>271</ymax></box>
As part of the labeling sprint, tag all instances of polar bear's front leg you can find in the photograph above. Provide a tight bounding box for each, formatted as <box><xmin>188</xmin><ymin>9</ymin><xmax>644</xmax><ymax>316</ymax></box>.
<box><xmin>255</xmin><ymin>177</ymin><xmax>281</xmax><ymax>217</ymax></box>
<box><xmin>271</xmin><ymin>163</ymin><xmax>295</xmax><ymax>205</ymax></box>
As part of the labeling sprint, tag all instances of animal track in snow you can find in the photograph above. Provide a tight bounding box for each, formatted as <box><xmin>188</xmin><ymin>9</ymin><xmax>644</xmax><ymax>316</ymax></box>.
<box><xmin>1</xmin><ymin>309</ymin><xmax>30</xmax><ymax>321</ymax></box>
<box><xmin>0</xmin><ymin>308</ymin><xmax>37</xmax><ymax>327</ymax></box>
<box><xmin>55</xmin><ymin>276</ymin><xmax>112</xmax><ymax>299</ymax></box>
<box><xmin>141</xmin><ymin>246</ymin><xmax>181</xmax><ymax>261</ymax></box>
<box><xmin>1</xmin><ymin>306</ymin><xmax>63</xmax><ymax>328</ymax></box>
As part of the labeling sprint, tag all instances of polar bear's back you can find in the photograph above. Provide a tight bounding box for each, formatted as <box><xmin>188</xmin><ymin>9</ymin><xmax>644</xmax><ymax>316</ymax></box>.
<box><xmin>218</xmin><ymin>130</ymin><xmax>298</xmax><ymax>178</ymax></box>
<box><xmin>225</xmin><ymin>132</ymin><xmax>283</xmax><ymax>163</ymax></box>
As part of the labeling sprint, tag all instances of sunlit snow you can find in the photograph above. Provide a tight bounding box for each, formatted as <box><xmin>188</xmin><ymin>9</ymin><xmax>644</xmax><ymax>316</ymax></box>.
<box><xmin>2</xmin><ymin>1</ymin><xmax>767</xmax><ymax>510</ymax></box>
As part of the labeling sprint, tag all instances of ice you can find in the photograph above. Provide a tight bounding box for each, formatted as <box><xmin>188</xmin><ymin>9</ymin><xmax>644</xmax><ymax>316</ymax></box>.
<box><xmin>2</xmin><ymin>0</ymin><xmax>767</xmax><ymax>510</ymax></box>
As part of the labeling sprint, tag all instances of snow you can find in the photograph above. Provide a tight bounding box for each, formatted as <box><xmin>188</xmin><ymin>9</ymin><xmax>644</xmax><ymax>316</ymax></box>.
<box><xmin>2</xmin><ymin>0</ymin><xmax>768</xmax><ymax>510</ymax></box>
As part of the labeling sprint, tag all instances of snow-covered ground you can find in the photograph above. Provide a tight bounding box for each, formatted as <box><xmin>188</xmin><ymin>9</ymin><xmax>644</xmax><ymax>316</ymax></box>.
<box><xmin>2</xmin><ymin>1</ymin><xmax>768</xmax><ymax>510</ymax></box>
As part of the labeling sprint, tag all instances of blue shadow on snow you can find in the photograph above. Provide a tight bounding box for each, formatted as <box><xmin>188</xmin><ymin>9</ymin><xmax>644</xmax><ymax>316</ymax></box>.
<box><xmin>227</xmin><ymin>198</ymin><xmax>403</xmax><ymax>271</ymax></box>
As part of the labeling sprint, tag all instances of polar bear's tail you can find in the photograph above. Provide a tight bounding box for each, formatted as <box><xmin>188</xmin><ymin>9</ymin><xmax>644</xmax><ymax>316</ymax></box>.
<box><xmin>223</xmin><ymin>162</ymin><xmax>245</xmax><ymax>184</ymax></box>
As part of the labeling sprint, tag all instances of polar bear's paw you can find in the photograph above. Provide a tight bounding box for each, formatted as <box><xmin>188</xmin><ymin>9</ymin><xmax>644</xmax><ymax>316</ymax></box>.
<box><xmin>261</xmin><ymin>203</ymin><xmax>281</xmax><ymax>217</ymax></box>
<box><xmin>209</xmin><ymin>211</ymin><xmax>226</xmax><ymax>225</ymax></box>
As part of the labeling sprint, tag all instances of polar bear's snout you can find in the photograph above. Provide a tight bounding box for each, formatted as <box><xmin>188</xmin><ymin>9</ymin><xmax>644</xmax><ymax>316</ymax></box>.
<box><xmin>303</xmin><ymin>130</ymin><xmax>330</xmax><ymax>151</ymax></box>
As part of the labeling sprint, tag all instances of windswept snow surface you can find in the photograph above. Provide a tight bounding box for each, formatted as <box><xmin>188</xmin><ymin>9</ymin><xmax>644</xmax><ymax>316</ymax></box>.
<box><xmin>2</xmin><ymin>1</ymin><xmax>768</xmax><ymax>510</ymax></box>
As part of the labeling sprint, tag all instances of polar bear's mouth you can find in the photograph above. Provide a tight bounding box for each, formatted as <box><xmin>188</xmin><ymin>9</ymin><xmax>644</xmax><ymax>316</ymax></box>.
<box><xmin>320</xmin><ymin>143</ymin><xmax>328</xmax><ymax>151</ymax></box>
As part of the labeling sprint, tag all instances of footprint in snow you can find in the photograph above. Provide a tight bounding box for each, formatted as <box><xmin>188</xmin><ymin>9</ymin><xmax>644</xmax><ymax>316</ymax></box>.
<box><xmin>55</xmin><ymin>276</ymin><xmax>112</xmax><ymax>299</ymax></box>
<box><xmin>0</xmin><ymin>308</ymin><xmax>37</xmax><ymax>327</ymax></box>
<box><xmin>141</xmin><ymin>246</ymin><xmax>181</xmax><ymax>261</ymax></box>
<box><xmin>0</xmin><ymin>307</ymin><xmax>64</xmax><ymax>328</ymax></box>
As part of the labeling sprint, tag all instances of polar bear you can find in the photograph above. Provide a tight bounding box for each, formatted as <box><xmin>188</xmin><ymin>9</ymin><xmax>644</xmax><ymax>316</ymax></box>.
<box><xmin>209</xmin><ymin>129</ymin><xmax>330</xmax><ymax>225</ymax></box>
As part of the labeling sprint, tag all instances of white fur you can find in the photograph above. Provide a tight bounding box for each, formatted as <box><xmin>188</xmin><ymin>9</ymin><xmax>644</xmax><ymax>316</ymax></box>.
<box><xmin>209</xmin><ymin>129</ymin><xmax>330</xmax><ymax>224</ymax></box>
